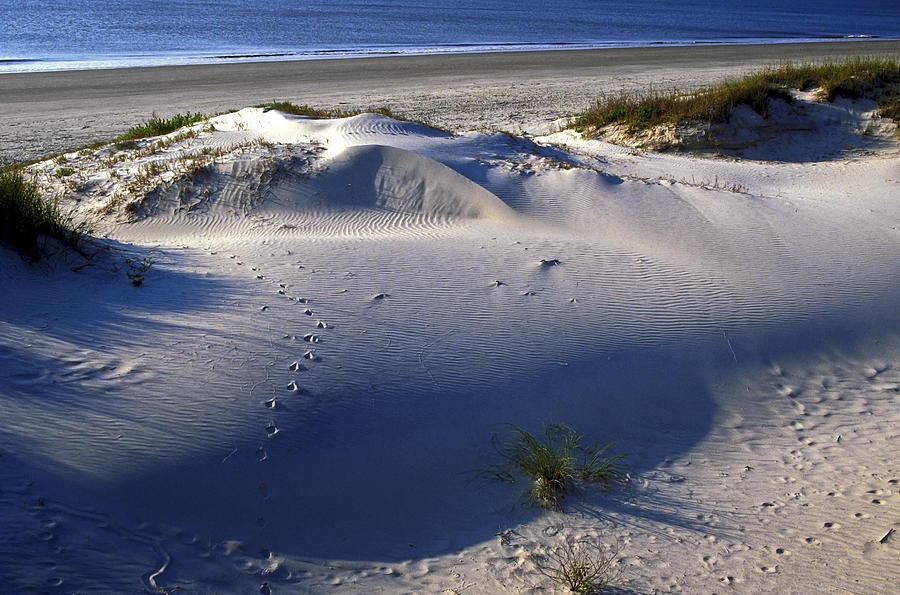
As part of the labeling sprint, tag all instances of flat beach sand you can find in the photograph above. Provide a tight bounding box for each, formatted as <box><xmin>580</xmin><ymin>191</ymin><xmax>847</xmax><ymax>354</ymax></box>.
<box><xmin>1</xmin><ymin>42</ymin><xmax>899</xmax><ymax>593</ymax></box>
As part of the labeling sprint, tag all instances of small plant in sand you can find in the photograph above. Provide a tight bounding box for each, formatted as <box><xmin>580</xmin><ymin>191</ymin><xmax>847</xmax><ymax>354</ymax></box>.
<box><xmin>0</xmin><ymin>165</ymin><xmax>91</xmax><ymax>257</ymax></box>
<box><xmin>531</xmin><ymin>535</ymin><xmax>621</xmax><ymax>594</ymax></box>
<box><xmin>495</xmin><ymin>423</ymin><xmax>625</xmax><ymax>510</ymax></box>
<box><xmin>125</xmin><ymin>256</ymin><xmax>154</xmax><ymax>286</ymax></box>
<box><xmin>117</xmin><ymin>112</ymin><xmax>207</xmax><ymax>142</ymax></box>
<box><xmin>55</xmin><ymin>166</ymin><xmax>75</xmax><ymax>177</ymax></box>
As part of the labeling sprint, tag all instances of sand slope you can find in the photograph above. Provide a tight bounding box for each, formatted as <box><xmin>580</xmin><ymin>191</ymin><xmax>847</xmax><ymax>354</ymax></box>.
<box><xmin>1</xmin><ymin>108</ymin><xmax>898</xmax><ymax>593</ymax></box>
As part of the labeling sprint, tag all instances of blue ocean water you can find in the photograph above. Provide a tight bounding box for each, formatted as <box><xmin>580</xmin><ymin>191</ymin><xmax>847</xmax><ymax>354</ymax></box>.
<box><xmin>2</xmin><ymin>0</ymin><xmax>898</xmax><ymax>73</ymax></box>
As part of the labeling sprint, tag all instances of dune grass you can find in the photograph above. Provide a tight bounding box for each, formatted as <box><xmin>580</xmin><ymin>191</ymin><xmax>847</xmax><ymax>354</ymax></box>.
<box><xmin>496</xmin><ymin>424</ymin><xmax>625</xmax><ymax>510</ymax></box>
<box><xmin>117</xmin><ymin>112</ymin><xmax>207</xmax><ymax>142</ymax></box>
<box><xmin>0</xmin><ymin>165</ymin><xmax>91</xmax><ymax>257</ymax></box>
<box><xmin>256</xmin><ymin>100</ymin><xmax>401</xmax><ymax>120</ymax></box>
<box><xmin>573</xmin><ymin>57</ymin><xmax>900</xmax><ymax>135</ymax></box>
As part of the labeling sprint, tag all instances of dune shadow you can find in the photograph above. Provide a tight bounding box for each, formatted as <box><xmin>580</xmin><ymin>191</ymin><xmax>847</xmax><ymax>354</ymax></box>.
<box><xmin>94</xmin><ymin>340</ymin><xmax>719</xmax><ymax>564</ymax></box>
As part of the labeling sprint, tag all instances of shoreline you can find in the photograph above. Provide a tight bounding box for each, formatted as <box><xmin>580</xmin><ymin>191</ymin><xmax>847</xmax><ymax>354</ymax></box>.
<box><xmin>2</xmin><ymin>39</ymin><xmax>899</xmax><ymax>164</ymax></box>
<box><xmin>4</xmin><ymin>37</ymin><xmax>897</xmax><ymax>75</ymax></box>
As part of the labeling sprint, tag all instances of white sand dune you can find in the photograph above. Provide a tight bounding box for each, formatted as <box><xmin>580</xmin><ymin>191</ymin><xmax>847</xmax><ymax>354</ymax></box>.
<box><xmin>1</xmin><ymin>105</ymin><xmax>898</xmax><ymax>593</ymax></box>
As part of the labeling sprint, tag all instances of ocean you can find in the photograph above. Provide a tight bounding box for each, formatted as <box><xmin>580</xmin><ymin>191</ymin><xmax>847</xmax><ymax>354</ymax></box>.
<box><xmin>2</xmin><ymin>0</ymin><xmax>899</xmax><ymax>73</ymax></box>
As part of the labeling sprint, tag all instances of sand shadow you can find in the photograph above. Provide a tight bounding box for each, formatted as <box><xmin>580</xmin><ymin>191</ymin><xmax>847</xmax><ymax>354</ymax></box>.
<box><xmin>95</xmin><ymin>340</ymin><xmax>719</xmax><ymax>563</ymax></box>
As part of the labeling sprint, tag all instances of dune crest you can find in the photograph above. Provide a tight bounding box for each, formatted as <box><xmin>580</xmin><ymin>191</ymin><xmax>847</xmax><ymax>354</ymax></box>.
<box><xmin>298</xmin><ymin>144</ymin><xmax>515</xmax><ymax>219</ymax></box>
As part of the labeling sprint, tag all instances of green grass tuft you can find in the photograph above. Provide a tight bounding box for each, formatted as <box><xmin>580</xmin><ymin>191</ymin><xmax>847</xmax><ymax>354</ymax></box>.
<box><xmin>0</xmin><ymin>165</ymin><xmax>91</xmax><ymax>257</ymax></box>
<box><xmin>574</xmin><ymin>57</ymin><xmax>900</xmax><ymax>135</ymax></box>
<box><xmin>117</xmin><ymin>112</ymin><xmax>207</xmax><ymax>142</ymax></box>
<box><xmin>496</xmin><ymin>423</ymin><xmax>625</xmax><ymax>510</ymax></box>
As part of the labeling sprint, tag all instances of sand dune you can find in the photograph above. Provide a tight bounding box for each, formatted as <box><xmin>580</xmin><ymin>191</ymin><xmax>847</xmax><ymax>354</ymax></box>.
<box><xmin>1</xmin><ymin>95</ymin><xmax>898</xmax><ymax>593</ymax></box>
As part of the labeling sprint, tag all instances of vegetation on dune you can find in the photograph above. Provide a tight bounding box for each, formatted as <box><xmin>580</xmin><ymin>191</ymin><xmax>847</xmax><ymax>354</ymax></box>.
<box><xmin>532</xmin><ymin>536</ymin><xmax>621</xmax><ymax>594</ymax></box>
<box><xmin>0</xmin><ymin>165</ymin><xmax>91</xmax><ymax>257</ymax></box>
<box><xmin>117</xmin><ymin>112</ymin><xmax>207</xmax><ymax>142</ymax></box>
<box><xmin>256</xmin><ymin>100</ymin><xmax>402</xmax><ymax>120</ymax></box>
<box><xmin>255</xmin><ymin>100</ymin><xmax>448</xmax><ymax>130</ymax></box>
<box><xmin>494</xmin><ymin>423</ymin><xmax>626</xmax><ymax>510</ymax></box>
<box><xmin>573</xmin><ymin>57</ymin><xmax>900</xmax><ymax>135</ymax></box>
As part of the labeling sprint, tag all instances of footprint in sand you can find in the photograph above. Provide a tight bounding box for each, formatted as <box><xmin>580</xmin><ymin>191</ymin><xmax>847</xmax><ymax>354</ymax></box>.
<box><xmin>823</xmin><ymin>521</ymin><xmax>841</xmax><ymax>529</ymax></box>
<box><xmin>719</xmin><ymin>576</ymin><xmax>736</xmax><ymax>585</ymax></box>
<box><xmin>302</xmin><ymin>308</ymin><xmax>314</xmax><ymax>316</ymax></box>
<box><xmin>778</xmin><ymin>384</ymin><xmax>797</xmax><ymax>397</ymax></box>
<box><xmin>538</xmin><ymin>258</ymin><xmax>561</xmax><ymax>267</ymax></box>
<box><xmin>258</xmin><ymin>482</ymin><xmax>270</xmax><ymax>500</ymax></box>
<box><xmin>863</xmin><ymin>364</ymin><xmax>888</xmax><ymax>378</ymax></box>
<box><xmin>316</xmin><ymin>321</ymin><xmax>329</xmax><ymax>329</ymax></box>
<box><xmin>775</xmin><ymin>548</ymin><xmax>788</xmax><ymax>556</ymax></box>
<box><xmin>372</xmin><ymin>293</ymin><xmax>390</xmax><ymax>300</ymax></box>
<box><xmin>303</xmin><ymin>350</ymin><xmax>316</xmax><ymax>360</ymax></box>
<box><xmin>289</xmin><ymin>361</ymin><xmax>304</xmax><ymax>372</ymax></box>
<box><xmin>303</xmin><ymin>333</ymin><xmax>321</xmax><ymax>343</ymax></box>
<box><xmin>297</xmin><ymin>297</ymin><xmax>310</xmax><ymax>304</ymax></box>
<box><xmin>855</xmin><ymin>512</ymin><xmax>872</xmax><ymax>519</ymax></box>
<box><xmin>759</xmin><ymin>565</ymin><xmax>778</xmax><ymax>574</ymax></box>
<box><xmin>266</xmin><ymin>422</ymin><xmax>279</xmax><ymax>437</ymax></box>
<box><xmin>286</xmin><ymin>380</ymin><xmax>299</xmax><ymax>392</ymax></box>
<box><xmin>871</xmin><ymin>498</ymin><xmax>887</xmax><ymax>505</ymax></box>
<box><xmin>264</xmin><ymin>398</ymin><xmax>276</xmax><ymax>408</ymax></box>
<box><xmin>255</xmin><ymin>446</ymin><xmax>267</xmax><ymax>462</ymax></box>
<box><xmin>805</xmin><ymin>537</ymin><xmax>821</xmax><ymax>546</ymax></box>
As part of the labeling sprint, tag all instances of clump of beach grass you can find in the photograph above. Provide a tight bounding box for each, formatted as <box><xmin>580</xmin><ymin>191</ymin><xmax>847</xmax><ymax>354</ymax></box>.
<box><xmin>0</xmin><ymin>165</ymin><xmax>91</xmax><ymax>257</ymax></box>
<box><xmin>573</xmin><ymin>57</ymin><xmax>900</xmax><ymax>135</ymax></box>
<box><xmin>117</xmin><ymin>112</ymin><xmax>207</xmax><ymax>142</ymax></box>
<box><xmin>495</xmin><ymin>423</ymin><xmax>625</xmax><ymax>510</ymax></box>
